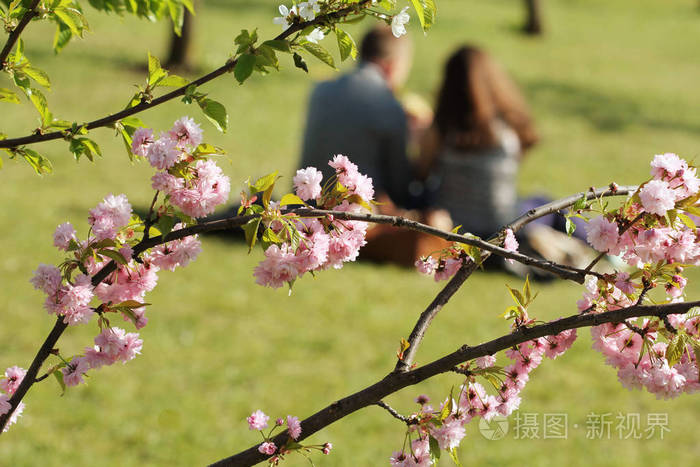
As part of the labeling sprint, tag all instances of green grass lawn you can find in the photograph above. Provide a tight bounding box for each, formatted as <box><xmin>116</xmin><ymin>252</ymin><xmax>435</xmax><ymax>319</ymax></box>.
<box><xmin>1</xmin><ymin>0</ymin><xmax>700</xmax><ymax>465</ymax></box>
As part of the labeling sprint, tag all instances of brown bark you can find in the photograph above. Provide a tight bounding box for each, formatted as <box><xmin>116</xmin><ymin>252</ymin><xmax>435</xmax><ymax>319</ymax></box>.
<box><xmin>523</xmin><ymin>0</ymin><xmax>544</xmax><ymax>35</ymax></box>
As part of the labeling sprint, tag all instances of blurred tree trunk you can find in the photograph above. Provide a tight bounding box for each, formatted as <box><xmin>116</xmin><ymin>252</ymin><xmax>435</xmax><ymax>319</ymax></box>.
<box><xmin>165</xmin><ymin>9</ymin><xmax>194</xmax><ymax>70</ymax></box>
<box><xmin>523</xmin><ymin>0</ymin><xmax>543</xmax><ymax>35</ymax></box>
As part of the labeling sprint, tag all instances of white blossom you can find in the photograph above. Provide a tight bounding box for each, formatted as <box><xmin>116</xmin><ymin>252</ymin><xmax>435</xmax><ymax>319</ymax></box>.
<box><xmin>391</xmin><ymin>7</ymin><xmax>410</xmax><ymax>38</ymax></box>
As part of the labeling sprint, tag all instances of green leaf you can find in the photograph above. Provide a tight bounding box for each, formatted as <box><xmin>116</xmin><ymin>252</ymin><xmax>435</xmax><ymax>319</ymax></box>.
<box><xmin>573</xmin><ymin>195</ymin><xmax>587</xmax><ymax>211</ymax></box>
<box><xmin>25</xmin><ymin>87</ymin><xmax>50</xmax><ymax>125</ymax></box>
<box><xmin>280</xmin><ymin>193</ymin><xmax>306</xmax><ymax>206</ymax></box>
<box><xmin>52</xmin><ymin>369</ymin><xmax>66</xmax><ymax>396</ymax></box>
<box><xmin>69</xmin><ymin>137</ymin><xmax>102</xmax><ymax>162</ymax></box>
<box><xmin>262</xmin><ymin>227</ymin><xmax>283</xmax><ymax>244</ymax></box>
<box><xmin>156</xmin><ymin>215</ymin><xmax>178</xmax><ymax>237</ymax></box>
<box><xmin>677</xmin><ymin>212</ymin><xmax>696</xmax><ymax>229</ymax></box>
<box><xmin>665</xmin><ymin>332</ymin><xmax>687</xmax><ymax>367</ymax></box>
<box><xmin>335</xmin><ymin>29</ymin><xmax>357</xmax><ymax>61</ymax></box>
<box><xmin>428</xmin><ymin>435</ymin><xmax>441</xmax><ymax>461</ymax></box>
<box><xmin>98</xmin><ymin>248</ymin><xmax>128</xmax><ymax>265</ymax></box>
<box><xmin>449</xmin><ymin>448</ymin><xmax>463</xmax><ymax>467</ymax></box>
<box><xmin>234</xmin><ymin>29</ymin><xmax>258</xmax><ymax>53</ymax></box>
<box><xmin>410</xmin><ymin>0</ymin><xmax>425</xmax><ymax>30</ymax></box>
<box><xmin>242</xmin><ymin>218</ymin><xmax>262</xmax><ymax>252</ymax></box>
<box><xmin>439</xmin><ymin>386</ymin><xmax>454</xmax><ymax>421</ymax></box>
<box><xmin>250</xmin><ymin>171</ymin><xmax>278</xmax><ymax>194</ymax></box>
<box><xmin>192</xmin><ymin>143</ymin><xmax>226</xmax><ymax>157</ymax></box>
<box><xmin>53</xmin><ymin>7</ymin><xmax>87</xmax><ymax>38</ymax></box>
<box><xmin>292</xmin><ymin>52</ymin><xmax>308</xmax><ymax>73</ymax></box>
<box><xmin>147</xmin><ymin>52</ymin><xmax>167</xmax><ymax>86</ymax></box>
<box><xmin>120</xmin><ymin>116</ymin><xmax>146</xmax><ymax>130</ymax></box>
<box><xmin>234</xmin><ymin>53</ymin><xmax>256</xmax><ymax>84</ymax></box>
<box><xmin>0</xmin><ymin>88</ymin><xmax>20</xmax><ymax>104</ymax></box>
<box><xmin>168</xmin><ymin>0</ymin><xmax>185</xmax><ymax>35</ymax></box>
<box><xmin>159</xmin><ymin>74</ymin><xmax>189</xmax><ymax>87</ymax></box>
<box><xmin>301</xmin><ymin>42</ymin><xmax>336</xmax><ymax>69</ymax></box>
<box><xmin>197</xmin><ymin>98</ymin><xmax>228</xmax><ymax>132</ymax></box>
<box><xmin>565</xmin><ymin>216</ymin><xmax>576</xmax><ymax>236</ymax></box>
<box><xmin>24</xmin><ymin>65</ymin><xmax>51</xmax><ymax>89</ymax></box>
<box><xmin>506</xmin><ymin>285</ymin><xmax>524</xmax><ymax>307</ymax></box>
<box><xmin>21</xmin><ymin>148</ymin><xmax>53</xmax><ymax>175</ymax></box>
<box><xmin>52</xmin><ymin>14</ymin><xmax>73</xmax><ymax>51</ymax></box>
<box><xmin>262</xmin><ymin>39</ymin><xmax>291</xmax><ymax>53</ymax></box>
<box><xmin>423</xmin><ymin>0</ymin><xmax>437</xmax><ymax>30</ymax></box>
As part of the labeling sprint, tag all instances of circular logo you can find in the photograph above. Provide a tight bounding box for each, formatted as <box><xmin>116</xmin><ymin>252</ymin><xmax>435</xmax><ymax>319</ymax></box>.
<box><xmin>478</xmin><ymin>415</ymin><xmax>509</xmax><ymax>440</ymax></box>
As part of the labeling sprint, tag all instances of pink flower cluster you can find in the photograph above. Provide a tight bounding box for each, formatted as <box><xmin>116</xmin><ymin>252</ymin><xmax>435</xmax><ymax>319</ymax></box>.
<box><xmin>135</xmin><ymin>118</ymin><xmax>230</xmax><ymax>218</ymax></box>
<box><xmin>390</xmin><ymin>329</ymin><xmax>576</xmax><ymax>465</ymax></box>
<box><xmin>585</xmin><ymin>154</ymin><xmax>700</xmax><ymax>265</ymax></box>
<box><xmin>245</xmin><ymin>409</ymin><xmax>329</xmax><ymax>463</ymax></box>
<box><xmin>31</xmin><ymin>265</ymin><xmax>94</xmax><ymax>326</ymax></box>
<box><xmin>0</xmin><ymin>366</ymin><xmax>26</xmax><ymax>432</ymax></box>
<box><xmin>414</xmin><ymin>255</ymin><xmax>462</xmax><ymax>282</ymax></box>
<box><xmin>414</xmin><ymin>229</ymin><xmax>519</xmax><ymax>281</ymax></box>
<box><xmin>59</xmin><ymin>327</ymin><xmax>143</xmax><ymax>388</ymax></box>
<box><xmin>581</xmin><ymin>275</ymin><xmax>699</xmax><ymax>399</ymax></box>
<box><xmin>254</xmin><ymin>156</ymin><xmax>373</xmax><ymax>289</ymax></box>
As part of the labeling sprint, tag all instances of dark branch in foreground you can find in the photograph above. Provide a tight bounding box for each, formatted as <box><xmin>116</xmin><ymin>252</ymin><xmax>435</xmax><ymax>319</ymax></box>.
<box><xmin>0</xmin><ymin>0</ymin><xmax>40</xmax><ymax>69</ymax></box>
<box><xmin>210</xmin><ymin>300</ymin><xmax>700</xmax><ymax>467</ymax></box>
<box><xmin>0</xmin><ymin>0</ymin><xmax>372</xmax><ymax>149</ymax></box>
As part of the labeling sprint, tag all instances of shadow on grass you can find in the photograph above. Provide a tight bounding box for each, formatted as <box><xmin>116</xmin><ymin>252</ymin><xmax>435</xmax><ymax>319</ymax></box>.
<box><xmin>524</xmin><ymin>78</ymin><xmax>700</xmax><ymax>134</ymax></box>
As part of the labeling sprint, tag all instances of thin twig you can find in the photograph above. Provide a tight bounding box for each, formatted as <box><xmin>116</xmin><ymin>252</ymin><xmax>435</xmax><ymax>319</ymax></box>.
<box><xmin>506</xmin><ymin>185</ymin><xmax>637</xmax><ymax>234</ymax></box>
<box><xmin>0</xmin><ymin>0</ymin><xmax>40</xmax><ymax>69</ymax></box>
<box><xmin>394</xmin><ymin>259</ymin><xmax>479</xmax><ymax>372</ymax></box>
<box><xmin>375</xmin><ymin>401</ymin><xmax>417</xmax><ymax>425</ymax></box>
<box><xmin>0</xmin><ymin>0</ymin><xmax>372</xmax><ymax>149</ymax></box>
<box><xmin>209</xmin><ymin>300</ymin><xmax>700</xmax><ymax>466</ymax></box>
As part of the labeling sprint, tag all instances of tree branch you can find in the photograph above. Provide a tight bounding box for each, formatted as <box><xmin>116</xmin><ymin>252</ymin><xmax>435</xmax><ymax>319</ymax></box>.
<box><xmin>0</xmin><ymin>0</ymin><xmax>40</xmax><ymax>70</ymax></box>
<box><xmin>0</xmin><ymin>0</ymin><xmax>372</xmax><ymax>149</ymax></box>
<box><xmin>210</xmin><ymin>300</ymin><xmax>700</xmax><ymax>466</ymax></box>
<box><xmin>375</xmin><ymin>400</ymin><xmax>417</xmax><ymax>425</ymax></box>
<box><xmin>505</xmin><ymin>185</ymin><xmax>637</xmax><ymax>234</ymax></box>
<box><xmin>394</xmin><ymin>260</ymin><xmax>479</xmax><ymax>372</ymax></box>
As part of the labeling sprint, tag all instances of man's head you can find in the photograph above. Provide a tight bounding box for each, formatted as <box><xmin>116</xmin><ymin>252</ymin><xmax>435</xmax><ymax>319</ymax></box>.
<box><xmin>359</xmin><ymin>26</ymin><xmax>412</xmax><ymax>90</ymax></box>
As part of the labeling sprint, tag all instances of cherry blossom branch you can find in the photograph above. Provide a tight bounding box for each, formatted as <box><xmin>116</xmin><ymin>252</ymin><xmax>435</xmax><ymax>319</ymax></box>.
<box><xmin>0</xmin><ymin>0</ymin><xmax>40</xmax><ymax>70</ymax></box>
<box><xmin>0</xmin><ymin>254</ymin><xmax>130</xmax><ymax>432</ymax></box>
<box><xmin>0</xmin><ymin>0</ymin><xmax>372</xmax><ymax>149</ymax></box>
<box><xmin>505</xmin><ymin>185</ymin><xmax>637</xmax><ymax>234</ymax></box>
<box><xmin>210</xmin><ymin>299</ymin><xmax>700</xmax><ymax>467</ymax></box>
<box><xmin>0</xmin><ymin>185</ymin><xmax>637</xmax><ymax>432</ymax></box>
<box><xmin>394</xmin><ymin>260</ymin><xmax>479</xmax><ymax>372</ymax></box>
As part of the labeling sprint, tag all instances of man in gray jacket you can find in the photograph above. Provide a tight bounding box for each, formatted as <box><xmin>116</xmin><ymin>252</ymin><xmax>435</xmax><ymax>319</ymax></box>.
<box><xmin>299</xmin><ymin>26</ymin><xmax>414</xmax><ymax>209</ymax></box>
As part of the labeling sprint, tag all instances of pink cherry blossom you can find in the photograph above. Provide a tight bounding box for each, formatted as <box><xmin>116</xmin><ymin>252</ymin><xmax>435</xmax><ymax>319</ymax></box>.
<box><xmin>415</xmin><ymin>256</ymin><xmax>437</xmax><ymax>275</ymax></box>
<box><xmin>93</xmin><ymin>327</ymin><xmax>143</xmax><ymax>364</ymax></box>
<box><xmin>503</xmin><ymin>228</ymin><xmax>518</xmax><ymax>263</ymax></box>
<box><xmin>30</xmin><ymin>264</ymin><xmax>62</xmax><ymax>296</ymax></box>
<box><xmin>430</xmin><ymin>416</ymin><xmax>466</xmax><ymax>450</ymax></box>
<box><xmin>169</xmin><ymin>160</ymin><xmax>230</xmax><ymax>218</ymax></box>
<box><xmin>131</xmin><ymin>127</ymin><xmax>154</xmax><ymax>157</ymax></box>
<box><xmin>286</xmin><ymin>415</ymin><xmax>302</xmax><ymax>440</ymax></box>
<box><xmin>585</xmin><ymin>216</ymin><xmax>620</xmax><ymax>254</ymax></box>
<box><xmin>254</xmin><ymin>244</ymin><xmax>301</xmax><ymax>289</ymax></box>
<box><xmin>2</xmin><ymin>401</ymin><xmax>24</xmax><ymax>432</ymax></box>
<box><xmin>650</xmin><ymin>153</ymin><xmax>686</xmax><ymax>180</ymax></box>
<box><xmin>434</xmin><ymin>258</ymin><xmax>462</xmax><ymax>282</ymax></box>
<box><xmin>639</xmin><ymin>179</ymin><xmax>676</xmax><ymax>216</ymax></box>
<box><xmin>247</xmin><ymin>409</ymin><xmax>269</xmax><ymax>430</ymax></box>
<box><xmin>147</xmin><ymin>136</ymin><xmax>181</xmax><ymax>170</ymax></box>
<box><xmin>151</xmin><ymin>172</ymin><xmax>184</xmax><ymax>193</ymax></box>
<box><xmin>258</xmin><ymin>442</ymin><xmax>277</xmax><ymax>455</ymax></box>
<box><xmin>62</xmin><ymin>357</ymin><xmax>89</xmax><ymax>387</ymax></box>
<box><xmin>53</xmin><ymin>222</ymin><xmax>76</xmax><ymax>251</ymax></box>
<box><xmin>322</xmin><ymin>442</ymin><xmax>332</xmax><ymax>455</ymax></box>
<box><xmin>0</xmin><ymin>394</ymin><xmax>10</xmax><ymax>416</ymax></box>
<box><xmin>169</xmin><ymin>116</ymin><xmax>203</xmax><ymax>148</ymax></box>
<box><xmin>293</xmin><ymin>167</ymin><xmax>323</xmax><ymax>201</ymax></box>
<box><xmin>0</xmin><ymin>366</ymin><xmax>26</xmax><ymax>395</ymax></box>
<box><xmin>148</xmin><ymin>228</ymin><xmax>202</xmax><ymax>272</ymax></box>
<box><xmin>88</xmin><ymin>193</ymin><xmax>132</xmax><ymax>241</ymax></box>
<box><xmin>474</xmin><ymin>355</ymin><xmax>496</xmax><ymax>369</ymax></box>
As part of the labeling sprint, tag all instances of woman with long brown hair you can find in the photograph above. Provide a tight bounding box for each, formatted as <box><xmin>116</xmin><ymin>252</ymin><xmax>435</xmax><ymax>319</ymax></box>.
<box><xmin>417</xmin><ymin>46</ymin><xmax>538</xmax><ymax>238</ymax></box>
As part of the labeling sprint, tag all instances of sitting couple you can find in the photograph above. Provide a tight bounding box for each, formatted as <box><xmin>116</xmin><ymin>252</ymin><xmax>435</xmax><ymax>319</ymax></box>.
<box><xmin>299</xmin><ymin>26</ymin><xmax>589</xmax><ymax>271</ymax></box>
